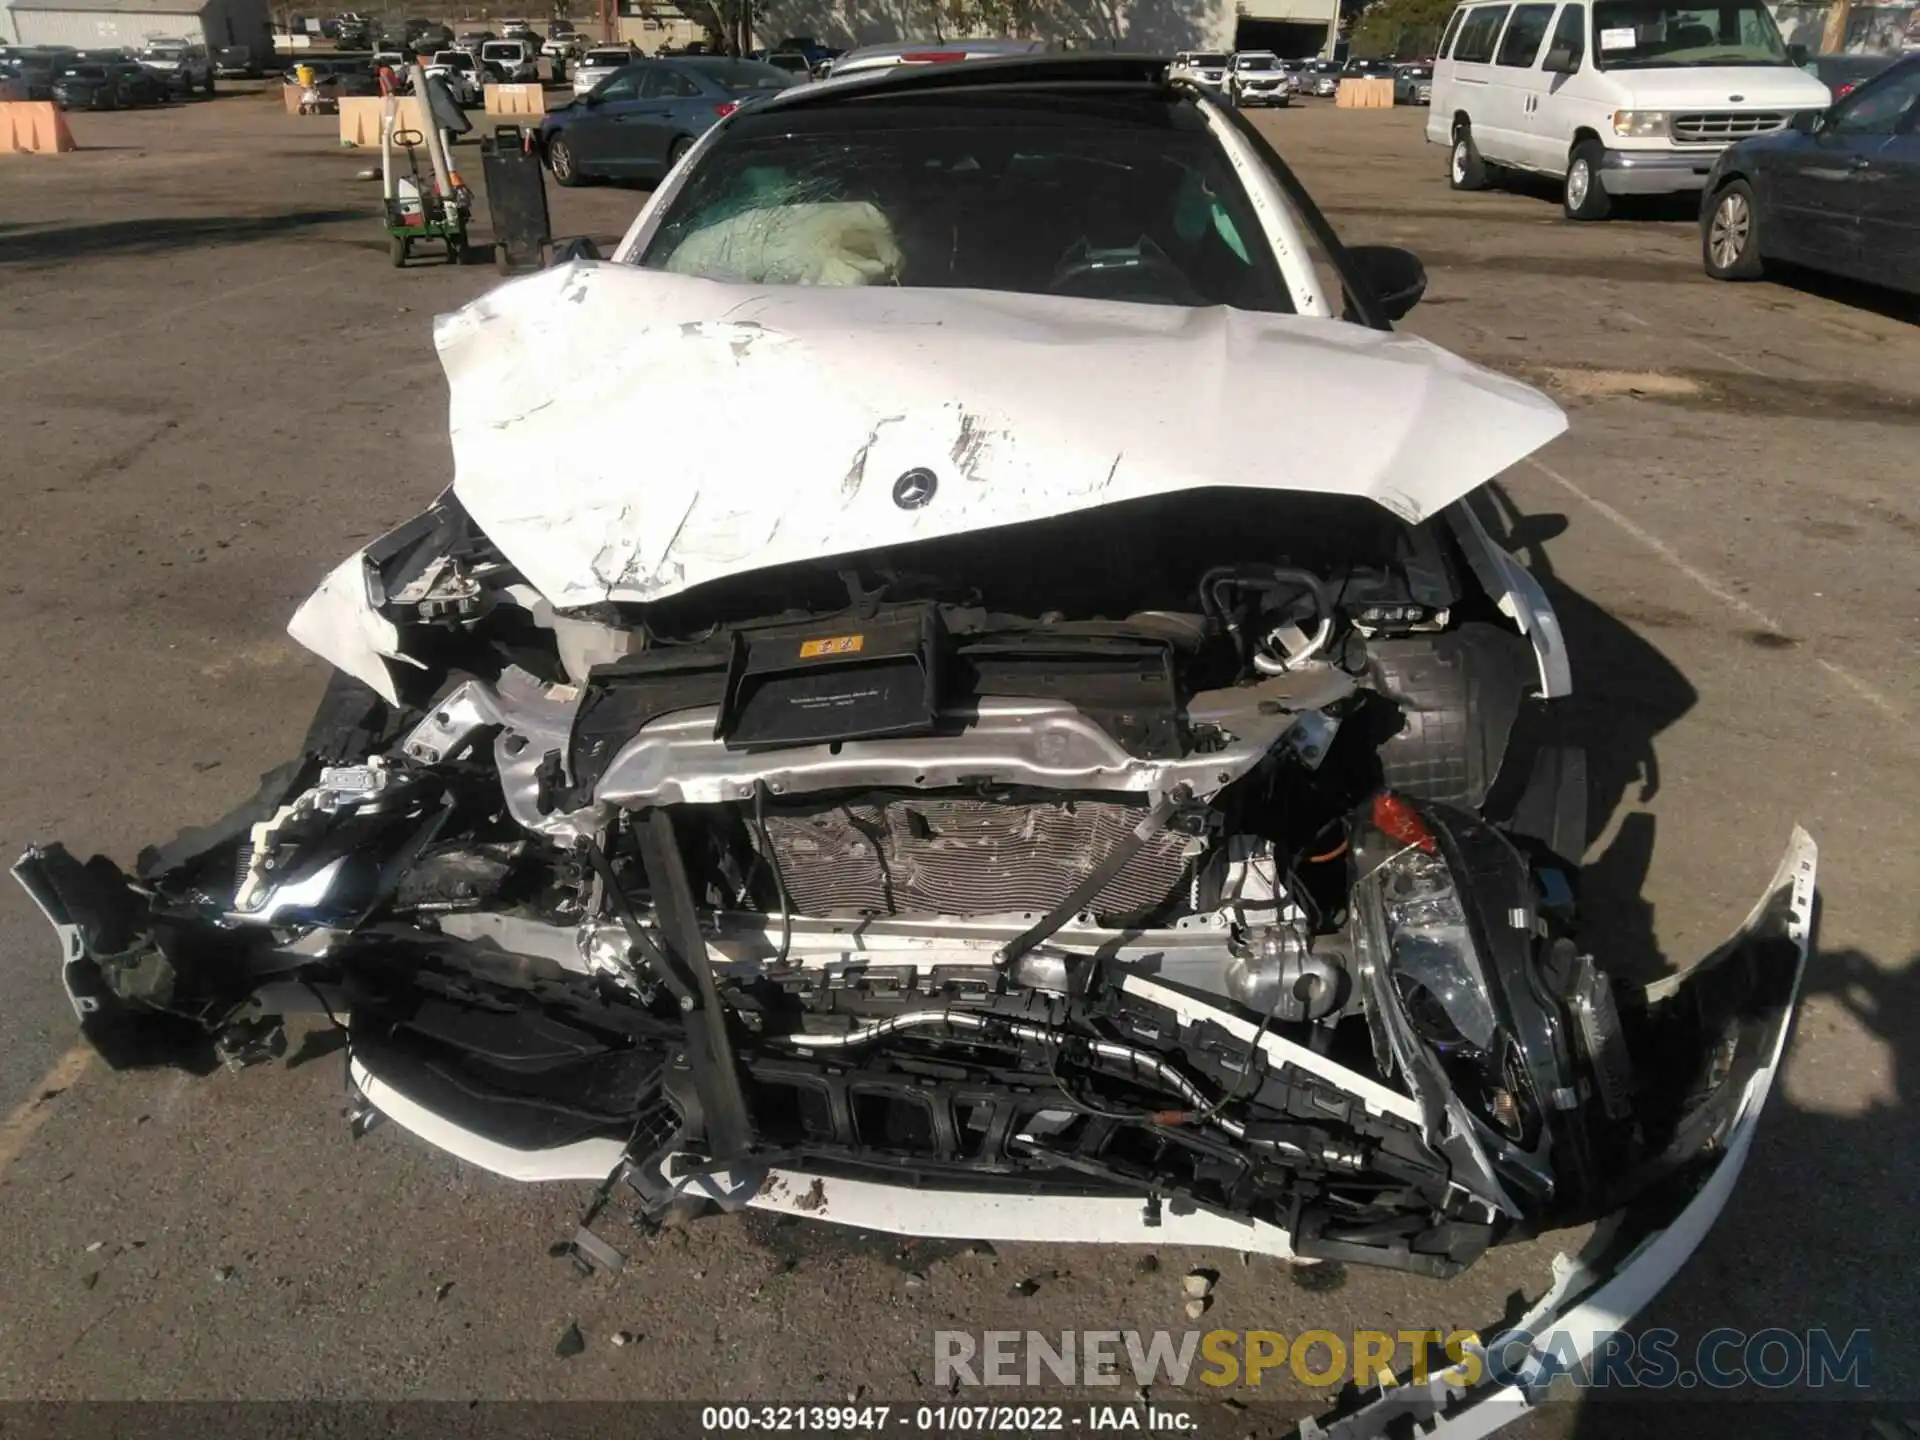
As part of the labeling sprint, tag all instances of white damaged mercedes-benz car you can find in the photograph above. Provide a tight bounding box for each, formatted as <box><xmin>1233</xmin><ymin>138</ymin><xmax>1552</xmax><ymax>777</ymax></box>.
<box><xmin>17</xmin><ymin>56</ymin><xmax>1811</xmax><ymax>1435</ymax></box>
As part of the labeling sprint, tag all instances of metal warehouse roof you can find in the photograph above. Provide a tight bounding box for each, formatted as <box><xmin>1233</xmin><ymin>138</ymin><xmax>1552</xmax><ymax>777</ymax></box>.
<box><xmin>6</xmin><ymin>0</ymin><xmax>208</xmax><ymax>13</ymax></box>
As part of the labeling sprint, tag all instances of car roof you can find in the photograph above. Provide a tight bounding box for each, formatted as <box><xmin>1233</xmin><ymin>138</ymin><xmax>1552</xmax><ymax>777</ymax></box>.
<box><xmin>761</xmin><ymin>52</ymin><xmax>1173</xmax><ymax>110</ymax></box>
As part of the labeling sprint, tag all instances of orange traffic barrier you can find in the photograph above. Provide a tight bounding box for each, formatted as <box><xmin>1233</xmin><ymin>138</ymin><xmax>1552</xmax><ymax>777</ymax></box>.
<box><xmin>1335</xmin><ymin>77</ymin><xmax>1395</xmax><ymax>109</ymax></box>
<box><xmin>338</xmin><ymin>93</ymin><xmax>426</xmax><ymax>146</ymax></box>
<box><xmin>280</xmin><ymin>81</ymin><xmax>308</xmax><ymax>114</ymax></box>
<box><xmin>483</xmin><ymin>83</ymin><xmax>545</xmax><ymax>116</ymax></box>
<box><xmin>0</xmin><ymin>101</ymin><xmax>77</xmax><ymax>154</ymax></box>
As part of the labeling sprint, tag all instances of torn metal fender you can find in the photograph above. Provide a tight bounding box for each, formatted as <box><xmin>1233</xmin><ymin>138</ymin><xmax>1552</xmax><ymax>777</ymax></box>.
<box><xmin>285</xmin><ymin>549</ymin><xmax>416</xmax><ymax>707</ymax></box>
<box><xmin>1296</xmin><ymin>826</ymin><xmax>1817</xmax><ymax>1440</ymax></box>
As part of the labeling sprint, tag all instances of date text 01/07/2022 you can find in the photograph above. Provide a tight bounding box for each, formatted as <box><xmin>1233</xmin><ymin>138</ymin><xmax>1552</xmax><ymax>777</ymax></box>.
<box><xmin>699</xmin><ymin>1405</ymin><xmax>1198</xmax><ymax>1432</ymax></box>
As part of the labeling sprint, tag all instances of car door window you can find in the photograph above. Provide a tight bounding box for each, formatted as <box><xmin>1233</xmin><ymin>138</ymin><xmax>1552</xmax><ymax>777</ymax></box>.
<box><xmin>1544</xmin><ymin>3</ymin><xmax>1585</xmax><ymax>65</ymax></box>
<box><xmin>658</xmin><ymin>67</ymin><xmax>701</xmax><ymax>98</ymax></box>
<box><xmin>1439</xmin><ymin>7</ymin><xmax>1468</xmax><ymax>57</ymax></box>
<box><xmin>1831</xmin><ymin>65</ymin><xmax>1920</xmax><ymax>136</ymax></box>
<box><xmin>1454</xmin><ymin>6</ymin><xmax>1512</xmax><ymax>63</ymax></box>
<box><xmin>596</xmin><ymin>68</ymin><xmax>641</xmax><ymax>102</ymax></box>
<box><xmin>1496</xmin><ymin>3</ymin><xmax>1555</xmax><ymax>65</ymax></box>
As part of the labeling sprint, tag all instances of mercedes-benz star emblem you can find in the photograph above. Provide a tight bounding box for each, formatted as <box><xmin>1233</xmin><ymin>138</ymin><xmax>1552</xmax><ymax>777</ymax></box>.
<box><xmin>892</xmin><ymin>468</ymin><xmax>938</xmax><ymax>510</ymax></box>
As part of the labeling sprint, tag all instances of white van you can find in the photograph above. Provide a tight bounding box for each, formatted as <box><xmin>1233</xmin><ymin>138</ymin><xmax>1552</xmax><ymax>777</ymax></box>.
<box><xmin>1426</xmin><ymin>0</ymin><xmax>1830</xmax><ymax>218</ymax></box>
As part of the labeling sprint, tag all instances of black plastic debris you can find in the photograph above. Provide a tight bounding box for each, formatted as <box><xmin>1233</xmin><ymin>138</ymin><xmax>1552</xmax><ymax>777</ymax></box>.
<box><xmin>1290</xmin><ymin>1259</ymin><xmax>1348</xmax><ymax>1293</ymax></box>
<box><xmin>481</xmin><ymin>124</ymin><xmax>552</xmax><ymax>275</ymax></box>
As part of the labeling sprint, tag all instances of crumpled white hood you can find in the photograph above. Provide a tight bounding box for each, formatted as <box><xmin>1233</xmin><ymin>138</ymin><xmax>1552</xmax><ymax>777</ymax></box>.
<box><xmin>436</xmin><ymin>262</ymin><xmax>1566</xmax><ymax>609</ymax></box>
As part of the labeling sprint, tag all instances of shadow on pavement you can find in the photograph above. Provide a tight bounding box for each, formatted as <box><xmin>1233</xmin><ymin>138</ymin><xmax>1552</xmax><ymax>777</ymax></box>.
<box><xmin>1472</xmin><ymin>481</ymin><xmax>1698</xmax><ymax>981</ymax></box>
<box><xmin>1566</xmin><ymin>946</ymin><xmax>1919</xmax><ymax>1435</ymax></box>
<box><xmin>0</xmin><ymin>208</ymin><xmax>365</xmax><ymax>266</ymax></box>
<box><xmin>1756</xmin><ymin>263</ymin><xmax>1919</xmax><ymax>324</ymax></box>
<box><xmin>1482</xmin><ymin>168</ymin><xmax>1699</xmax><ymax>225</ymax></box>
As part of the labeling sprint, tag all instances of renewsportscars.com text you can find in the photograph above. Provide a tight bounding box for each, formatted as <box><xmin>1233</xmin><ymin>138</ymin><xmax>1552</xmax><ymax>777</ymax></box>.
<box><xmin>934</xmin><ymin>1327</ymin><xmax>1872</xmax><ymax>1392</ymax></box>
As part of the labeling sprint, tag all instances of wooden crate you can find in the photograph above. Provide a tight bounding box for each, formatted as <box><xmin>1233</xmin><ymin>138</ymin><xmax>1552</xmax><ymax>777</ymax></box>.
<box><xmin>1336</xmin><ymin>77</ymin><xmax>1395</xmax><ymax>109</ymax></box>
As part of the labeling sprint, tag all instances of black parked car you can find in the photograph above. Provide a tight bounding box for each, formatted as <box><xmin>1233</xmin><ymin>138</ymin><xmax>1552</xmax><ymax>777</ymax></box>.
<box><xmin>52</xmin><ymin>63</ymin><xmax>130</xmax><ymax>109</ymax></box>
<box><xmin>113</xmin><ymin>60</ymin><xmax>169</xmax><ymax>105</ymax></box>
<box><xmin>99</xmin><ymin>57</ymin><xmax>168</xmax><ymax>104</ymax></box>
<box><xmin>1701</xmin><ymin>54</ymin><xmax>1920</xmax><ymax>297</ymax></box>
<box><xmin>1</xmin><ymin>54</ymin><xmax>58</xmax><ymax>100</ymax></box>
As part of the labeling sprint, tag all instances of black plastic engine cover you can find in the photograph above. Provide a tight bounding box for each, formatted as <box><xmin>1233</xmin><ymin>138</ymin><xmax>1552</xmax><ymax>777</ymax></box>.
<box><xmin>719</xmin><ymin>606</ymin><xmax>943</xmax><ymax>752</ymax></box>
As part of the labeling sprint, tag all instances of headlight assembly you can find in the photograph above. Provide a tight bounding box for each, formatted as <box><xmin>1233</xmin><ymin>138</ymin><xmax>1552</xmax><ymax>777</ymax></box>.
<box><xmin>1378</xmin><ymin>846</ymin><xmax>1500</xmax><ymax>1054</ymax></box>
<box><xmin>1611</xmin><ymin>109</ymin><xmax>1672</xmax><ymax>138</ymax></box>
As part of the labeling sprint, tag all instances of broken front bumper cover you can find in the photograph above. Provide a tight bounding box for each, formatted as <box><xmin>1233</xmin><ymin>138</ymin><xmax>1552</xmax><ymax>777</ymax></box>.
<box><xmin>13</xmin><ymin>826</ymin><xmax>1815</xmax><ymax>1440</ymax></box>
<box><xmin>1301</xmin><ymin>827</ymin><xmax>1816</xmax><ymax>1438</ymax></box>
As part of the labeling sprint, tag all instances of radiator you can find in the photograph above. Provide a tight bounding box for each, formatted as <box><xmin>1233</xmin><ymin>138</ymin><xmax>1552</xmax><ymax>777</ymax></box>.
<box><xmin>750</xmin><ymin>794</ymin><xmax>1194</xmax><ymax>920</ymax></box>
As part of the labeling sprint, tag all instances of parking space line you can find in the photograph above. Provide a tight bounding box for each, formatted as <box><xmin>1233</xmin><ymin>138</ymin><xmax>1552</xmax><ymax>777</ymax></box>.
<box><xmin>1619</xmin><ymin>309</ymin><xmax>1771</xmax><ymax>378</ymax></box>
<box><xmin>1676</xmin><ymin>336</ymin><xmax>1770</xmax><ymax>379</ymax></box>
<box><xmin>0</xmin><ymin>1043</ymin><xmax>92</xmax><ymax>1177</ymax></box>
<box><xmin>1523</xmin><ymin>456</ymin><xmax>1908</xmax><ymax>726</ymax></box>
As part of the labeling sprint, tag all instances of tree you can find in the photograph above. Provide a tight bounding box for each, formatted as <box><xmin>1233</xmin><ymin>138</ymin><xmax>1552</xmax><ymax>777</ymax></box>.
<box><xmin>678</xmin><ymin>0</ymin><xmax>753</xmax><ymax>50</ymax></box>
<box><xmin>1348</xmin><ymin>0</ymin><xmax>1455</xmax><ymax>56</ymax></box>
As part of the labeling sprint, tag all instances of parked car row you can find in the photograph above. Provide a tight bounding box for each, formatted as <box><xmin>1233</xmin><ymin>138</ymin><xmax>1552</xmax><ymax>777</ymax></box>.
<box><xmin>328</xmin><ymin>14</ymin><xmax>451</xmax><ymax>52</ymax></box>
<box><xmin>0</xmin><ymin>40</ymin><xmax>219</xmax><ymax>108</ymax></box>
<box><xmin>52</xmin><ymin>57</ymin><xmax>169</xmax><ymax>109</ymax></box>
<box><xmin>1164</xmin><ymin>51</ymin><xmax>1435</xmax><ymax>107</ymax></box>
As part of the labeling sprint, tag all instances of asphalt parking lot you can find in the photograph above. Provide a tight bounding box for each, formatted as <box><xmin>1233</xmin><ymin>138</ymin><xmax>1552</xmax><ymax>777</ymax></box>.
<box><xmin>0</xmin><ymin>84</ymin><xmax>1915</xmax><ymax>1432</ymax></box>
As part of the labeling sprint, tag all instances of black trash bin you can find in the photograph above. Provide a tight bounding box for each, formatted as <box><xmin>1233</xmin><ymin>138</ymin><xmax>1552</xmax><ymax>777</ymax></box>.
<box><xmin>482</xmin><ymin>124</ymin><xmax>552</xmax><ymax>275</ymax></box>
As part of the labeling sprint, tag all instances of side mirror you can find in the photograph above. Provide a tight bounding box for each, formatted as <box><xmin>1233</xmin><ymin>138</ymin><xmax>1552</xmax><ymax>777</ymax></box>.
<box><xmin>1347</xmin><ymin>244</ymin><xmax>1427</xmax><ymax>321</ymax></box>
<box><xmin>1541</xmin><ymin>44</ymin><xmax>1580</xmax><ymax>74</ymax></box>
<box><xmin>1788</xmin><ymin>107</ymin><xmax>1822</xmax><ymax>133</ymax></box>
<box><xmin>1787</xmin><ymin>41</ymin><xmax>1809</xmax><ymax>64</ymax></box>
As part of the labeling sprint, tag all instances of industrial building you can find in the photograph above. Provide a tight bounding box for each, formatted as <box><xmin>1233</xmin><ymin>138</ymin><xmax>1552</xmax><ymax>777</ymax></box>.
<box><xmin>1231</xmin><ymin>0</ymin><xmax>1342</xmax><ymax>56</ymax></box>
<box><xmin>2</xmin><ymin>0</ymin><xmax>271</xmax><ymax>55</ymax></box>
<box><xmin>615</xmin><ymin>0</ymin><xmax>708</xmax><ymax>52</ymax></box>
